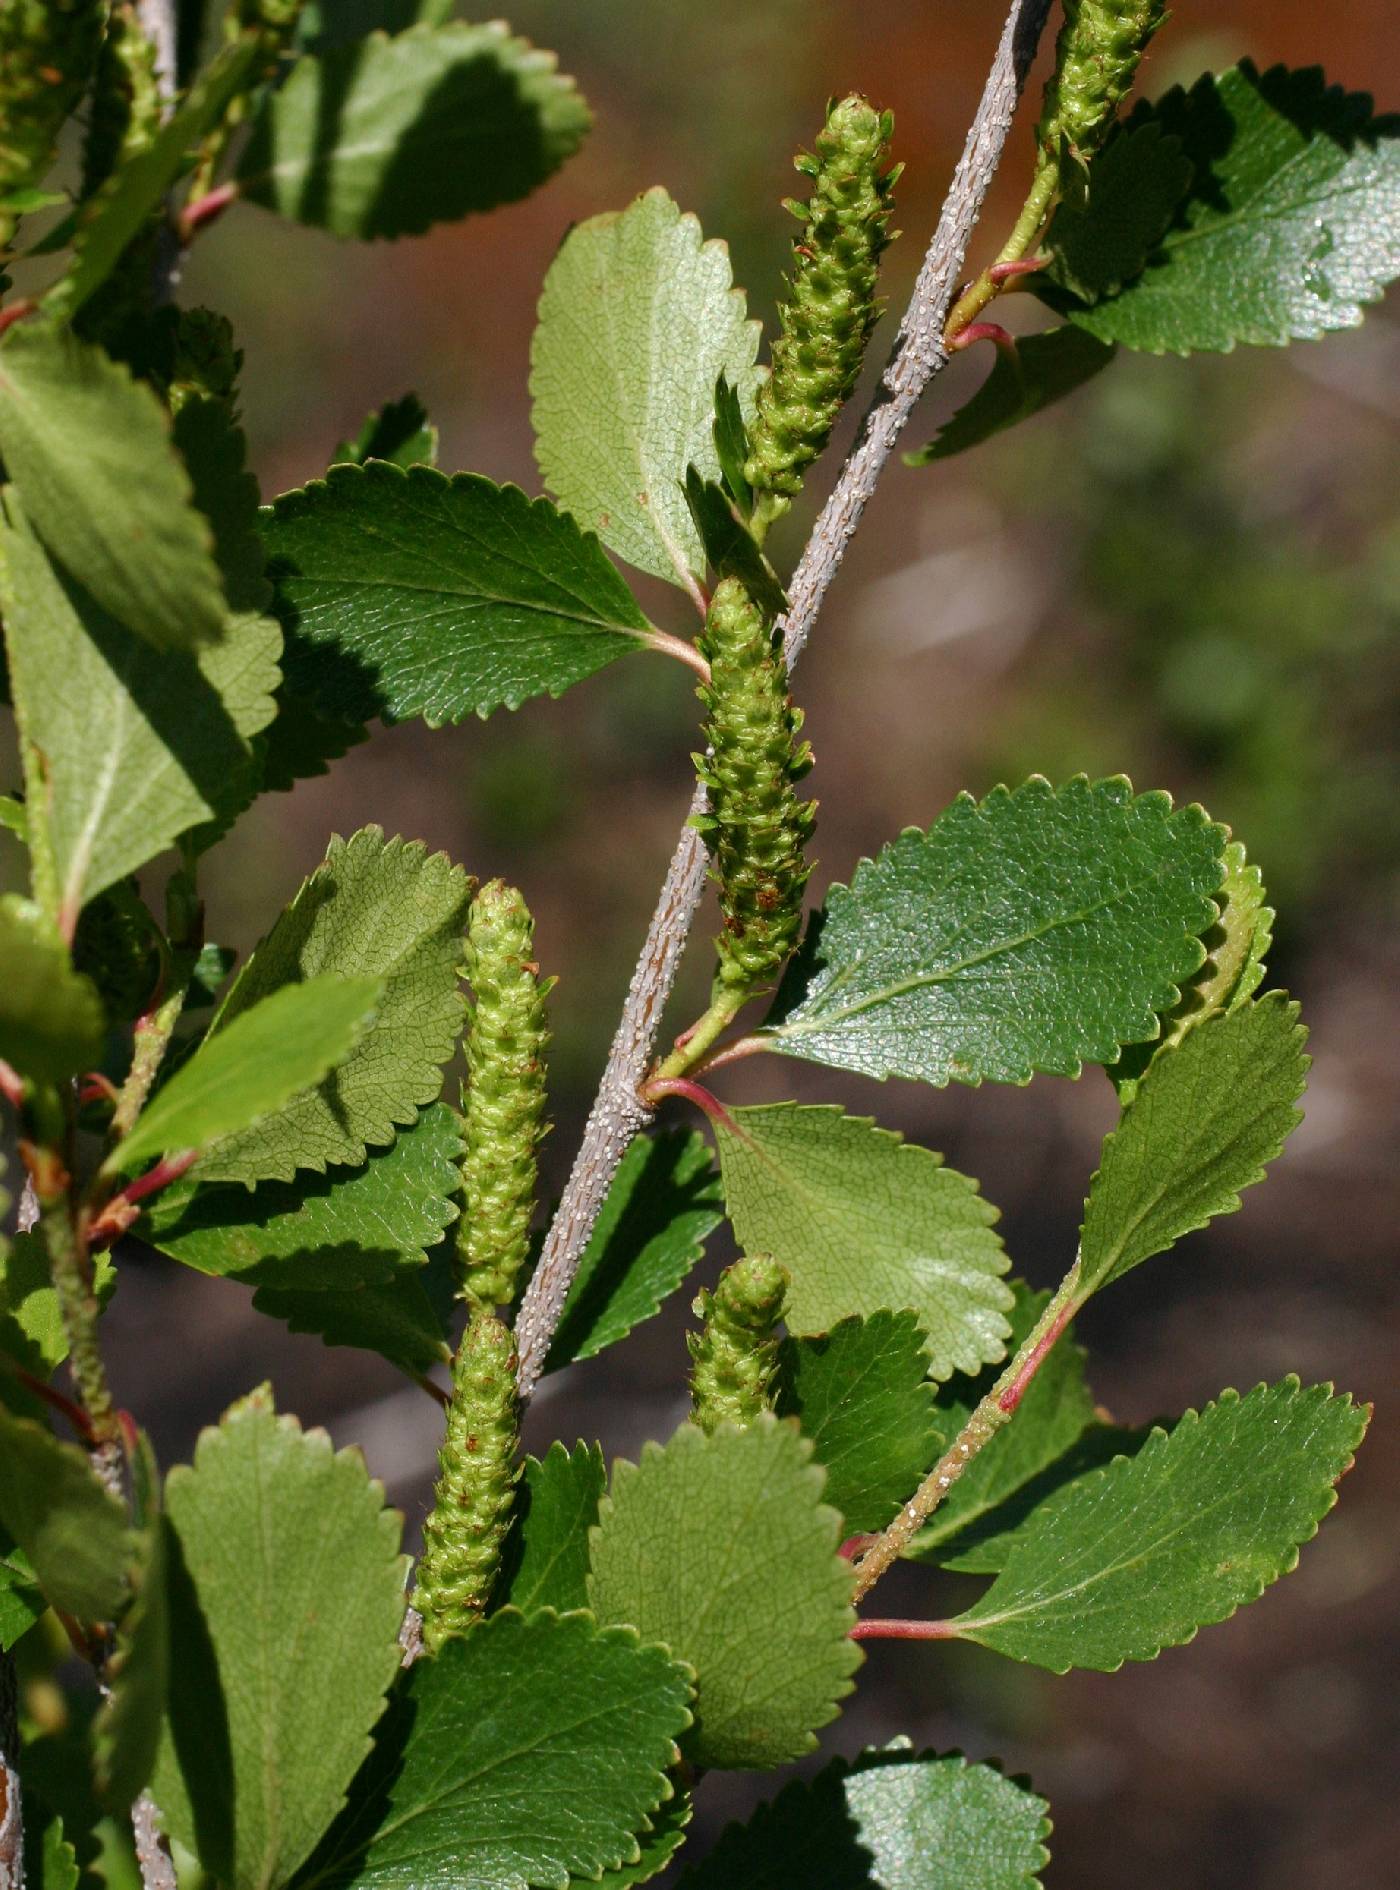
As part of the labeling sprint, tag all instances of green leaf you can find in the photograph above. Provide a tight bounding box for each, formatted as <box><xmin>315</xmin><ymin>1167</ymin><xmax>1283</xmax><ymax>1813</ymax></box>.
<box><xmin>42</xmin><ymin>34</ymin><xmax>264</xmax><ymax>323</ymax></box>
<box><xmin>531</xmin><ymin>187</ymin><xmax>763</xmax><ymax>587</ymax></box>
<box><xmin>495</xmin><ymin>1441</ymin><xmax>607</xmax><ymax>1617</ymax></box>
<box><xmin>588</xmin><ymin>1417</ymin><xmax>860</xmax><ymax>1769</ymax></box>
<box><xmin>0</xmin><ymin>326</ymin><xmax>226</xmax><ymax>651</ymax></box>
<box><xmin>546</xmin><ymin>1130</ymin><xmax>723</xmax><ymax>1372</ymax></box>
<box><xmin>682</xmin><ymin>470</ymin><xmax>787</xmax><ymax>619</ymax></box>
<box><xmin>111</xmin><ymin>976</ymin><xmax>382</xmax><ymax>1173</ymax></box>
<box><xmin>776</xmin><ymin>1313</ymin><xmax>942</xmax><ymax>1535</ymax></box>
<box><xmin>266</xmin><ymin>462</ymin><xmax>652</xmax><ymax>727</ymax></box>
<box><xmin>765</xmin><ymin>776</ymin><xmax>1226</xmax><ymax>1086</ymax></box>
<box><xmin>904</xmin><ymin>1282</ymin><xmax>1096</xmax><ymax>1567</ymax></box>
<box><xmin>251</xmin><ymin>1267</ymin><xmax>451</xmax><ymax>1377</ymax></box>
<box><xmin>197</xmin><ymin>826</ymin><xmax>471</xmax><ymax>1183</ymax></box>
<box><xmin>678</xmin><ymin>1743</ymin><xmax>1050</xmax><ymax>1890</ymax></box>
<box><xmin>906</xmin><ymin>327</ymin><xmax>1115</xmax><ymax>465</ymax></box>
<box><xmin>1109</xmin><ymin>838</ymin><xmax>1274</xmax><ymax>1100</ymax></box>
<box><xmin>0</xmin><ymin>1233</ymin><xmax>114</xmax><ymax>1384</ymax></box>
<box><xmin>332</xmin><ymin>394</ymin><xmax>438</xmax><ymax>469</ymax></box>
<box><xmin>1057</xmin><ymin>63</ymin><xmax>1400</xmax><ymax>354</ymax></box>
<box><xmin>0</xmin><ymin>1408</ymin><xmax>132</xmax><ymax>1621</ymax></box>
<box><xmin>296</xmin><ymin>1</ymin><xmax>456</xmax><ymax>53</ymax></box>
<box><xmin>258</xmin><ymin>685</ymin><xmax>371</xmax><ymax>794</ymax></box>
<box><xmin>237</xmin><ymin>23</ymin><xmax>590</xmax><ymax>241</ymax></box>
<box><xmin>1041</xmin><ymin>120</ymin><xmax>1195</xmax><ymax>303</ymax></box>
<box><xmin>716</xmin><ymin>1104</ymin><xmax>1010</xmax><ymax>1381</ymax></box>
<box><xmin>95</xmin><ymin>1509</ymin><xmax>172</xmax><ymax>1810</ymax></box>
<box><xmin>23</xmin><ymin>1814</ymin><xmax>80</xmax><ymax>1890</ymax></box>
<box><xmin>151</xmin><ymin>1387</ymin><xmax>407</xmax><ymax>1890</ymax></box>
<box><xmin>949</xmin><ymin>1378</ymin><xmax>1368</xmax><ymax>1672</ymax></box>
<box><xmin>0</xmin><ymin>494</ymin><xmax>279</xmax><ymax>924</ymax></box>
<box><xmin>712</xmin><ymin>372</ymin><xmax>754</xmax><ymax>515</ymax></box>
<box><xmin>1</xmin><ymin>1534</ymin><xmax>45</xmax><ymax>1651</ymax></box>
<box><xmin>929</xmin><ymin>1425</ymin><xmax>1155</xmax><ymax>1576</ymax></box>
<box><xmin>0</xmin><ymin>894</ymin><xmax>105</xmax><ymax>1082</ymax></box>
<box><xmin>297</xmin><ymin>1611</ymin><xmax>692</xmax><ymax>1890</ymax></box>
<box><xmin>1078</xmin><ymin>993</ymin><xmax>1309</xmax><ymax>1298</ymax></box>
<box><xmin>587</xmin><ymin>1789</ymin><xmax>692</xmax><ymax>1888</ymax></box>
<box><xmin>142</xmin><ymin>1100</ymin><xmax>462</xmax><ymax>1284</ymax></box>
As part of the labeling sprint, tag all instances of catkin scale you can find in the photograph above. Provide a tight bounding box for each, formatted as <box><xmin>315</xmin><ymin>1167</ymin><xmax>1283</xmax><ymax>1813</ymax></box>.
<box><xmin>694</xmin><ymin>579</ymin><xmax>816</xmax><ymax>995</ymax></box>
<box><xmin>457</xmin><ymin>880</ymin><xmax>551</xmax><ymax>1311</ymax></box>
<box><xmin>413</xmin><ymin>1313</ymin><xmax>520</xmax><ymax>1651</ymax></box>
<box><xmin>0</xmin><ymin>0</ymin><xmax>104</xmax><ymax>246</ymax></box>
<box><xmin>689</xmin><ymin>1254</ymin><xmax>789</xmax><ymax>1433</ymax></box>
<box><xmin>744</xmin><ymin>94</ymin><xmax>897</xmax><ymax>499</ymax></box>
<box><xmin>1036</xmin><ymin>0</ymin><xmax>1168</xmax><ymax>177</ymax></box>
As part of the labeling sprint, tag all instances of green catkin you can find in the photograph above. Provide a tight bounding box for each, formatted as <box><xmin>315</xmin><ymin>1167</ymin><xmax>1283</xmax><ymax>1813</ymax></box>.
<box><xmin>695</xmin><ymin>579</ymin><xmax>816</xmax><ymax>996</ymax></box>
<box><xmin>81</xmin><ymin>2</ymin><xmax>162</xmax><ymax>202</ymax></box>
<box><xmin>457</xmin><ymin>880</ymin><xmax>552</xmax><ymax>1311</ymax></box>
<box><xmin>688</xmin><ymin>1254</ymin><xmax>789</xmax><ymax>1434</ymax></box>
<box><xmin>1036</xmin><ymin>0</ymin><xmax>1168</xmax><ymax>180</ymax></box>
<box><xmin>413</xmin><ymin>1312</ymin><xmax>520</xmax><ymax>1652</ymax></box>
<box><xmin>744</xmin><ymin>94</ymin><xmax>898</xmax><ymax>502</ymax></box>
<box><xmin>0</xmin><ymin>0</ymin><xmax>105</xmax><ymax>247</ymax></box>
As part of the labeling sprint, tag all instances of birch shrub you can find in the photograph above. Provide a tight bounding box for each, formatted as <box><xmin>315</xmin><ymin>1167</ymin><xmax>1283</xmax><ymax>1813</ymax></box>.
<box><xmin>1</xmin><ymin>3</ymin><xmax>1396</xmax><ymax>1887</ymax></box>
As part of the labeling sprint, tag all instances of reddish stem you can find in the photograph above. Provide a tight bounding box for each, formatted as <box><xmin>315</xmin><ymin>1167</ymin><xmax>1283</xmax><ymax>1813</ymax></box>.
<box><xmin>689</xmin><ymin>1032</ymin><xmax>769</xmax><ymax>1077</ymax></box>
<box><xmin>13</xmin><ymin>1368</ymin><xmax>96</xmax><ymax>1443</ymax></box>
<box><xmin>987</xmin><ymin>255</ymin><xmax>1045</xmax><ymax>284</ymax></box>
<box><xmin>88</xmin><ymin>1150</ymin><xmax>198</xmax><ymax>1249</ymax></box>
<box><xmin>839</xmin><ymin>1533</ymin><xmax>877</xmax><ymax>1561</ymax></box>
<box><xmin>80</xmin><ymin>1073</ymin><xmax>122</xmax><ymax>1108</ymax></box>
<box><xmin>948</xmin><ymin>320</ymin><xmax>1017</xmax><ymax>355</ymax></box>
<box><xmin>850</xmin><ymin>1617</ymin><xmax>959</xmax><ymax>1642</ymax></box>
<box><xmin>639</xmin><ymin>1074</ymin><xmax>740</xmax><ymax>1134</ymax></box>
<box><xmin>180</xmin><ymin>182</ymin><xmax>237</xmax><ymax>240</ymax></box>
<box><xmin>0</xmin><ymin>300</ymin><xmax>36</xmax><ymax>338</ymax></box>
<box><xmin>998</xmin><ymin>1291</ymin><xmax>1077</xmax><ymax>1413</ymax></box>
<box><xmin>0</xmin><ymin>1058</ymin><xmax>23</xmax><ymax>1112</ymax></box>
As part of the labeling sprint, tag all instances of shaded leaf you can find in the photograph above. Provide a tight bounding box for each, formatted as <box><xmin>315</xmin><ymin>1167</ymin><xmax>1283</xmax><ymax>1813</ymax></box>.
<box><xmin>532</xmin><ymin>187</ymin><xmax>763</xmax><ymax>587</ymax></box>
<box><xmin>776</xmin><ymin>1312</ymin><xmax>942</xmax><ymax>1535</ymax></box>
<box><xmin>679</xmin><ymin>1742</ymin><xmax>1049</xmax><ymax>1890</ymax></box>
<box><xmin>332</xmin><ymin>394</ymin><xmax>438</xmax><ymax>469</ymax></box>
<box><xmin>682</xmin><ymin>470</ymin><xmax>787</xmax><ymax>618</ymax></box>
<box><xmin>950</xmin><ymin>1379</ymin><xmax>1367</xmax><ymax>1671</ymax></box>
<box><xmin>142</xmin><ymin>1101</ymin><xmax>462</xmax><ymax>1284</ymax></box>
<box><xmin>198</xmin><ymin>826</ymin><xmax>471</xmax><ymax>1183</ymax></box>
<box><xmin>1041</xmin><ymin>120</ymin><xmax>1194</xmax><ymax>302</ymax></box>
<box><xmin>547</xmin><ymin>1130</ymin><xmax>723</xmax><ymax>1371</ymax></box>
<box><xmin>23</xmin><ymin>1813</ymin><xmax>80</xmax><ymax>1890</ymax></box>
<box><xmin>238</xmin><ymin>23</ymin><xmax>590</xmax><ymax>241</ymax></box>
<box><xmin>251</xmin><ymin>1266</ymin><xmax>451</xmax><ymax>1377</ymax></box>
<box><xmin>588</xmin><ymin>1417</ymin><xmax>859</xmax><ymax>1770</ymax></box>
<box><xmin>0</xmin><ymin>325</ymin><xmax>225</xmax><ymax>650</ymax></box>
<box><xmin>712</xmin><ymin>372</ymin><xmax>753</xmax><ymax>515</ymax></box>
<box><xmin>0</xmin><ymin>1408</ymin><xmax>132</xmax><ymax>1621</ymax></box>
<box><xmin>112</xmin><ymin>976</ymin><xmax>382</xmax><ymax>1173</ymax></box>
<box><xmin>297</xmin><ymin>2</ymin><xmax>456</xmax><ymax>54</ymax></box>
<box><xmin>907</xmin><ymin>327</ymin><xmax>1115</xmax><ymax>465</ymax></box>
<box><xmin>151</xmin><ymin>1387</ymin><xmax>407</xmax><ymax>1890</ymax></box>
<box><xmin>1058</xmin><ymin>64</ymin><xmax>1400</xmax><ymax>354</ymax></box>
<box><xmin>905</xmin><ymin>1282</ymin><xmax>1095</xmax><ymax>1567</ymax></box>
<box><xmin>268</xmin><ymin>462</ymin><xmax>652</xmax><ymax>727</ymax></box>
<box><xmin>765</xmin><ymin>776</ymin><xmax>1225</xmax><ymax>1087</ymax></box>
<box><xmin>716</xmin><ymin>1104</ymin><xmax>1010</xmax><ymax>1381</ymax></box>
<box><xmin>0</xmin><ymin>1534</ymin><xmax>44</xmax><ymax>1651</ymax></box>
<box><xmin>297</xmin><ymin>1611</ymin><xmax>692</xmax><ymax>1890</ymax></box>
<box><xmin>0</xmin><ymin>894</ymin><xmax>105</xmax><ymax>1083</ymax></box>
<box><xmin>1078</xmin><ymin>993</ymin><xmax>1309</xmax><ymax>1298</ymax></box>
<box><xmin>95</xmin><ymin>1508</ymin><xmax>172</xmax><ymax>1810</ymax></box>
<box><xmin>494</xmin><ymin>1441</ymin><xmax>606</xmax><ymax>1617</ymax></box>
<box><xmin>0</xmin><ymin>1233</ymin><xmax>114</xmax><ymax>1382</ymax></box>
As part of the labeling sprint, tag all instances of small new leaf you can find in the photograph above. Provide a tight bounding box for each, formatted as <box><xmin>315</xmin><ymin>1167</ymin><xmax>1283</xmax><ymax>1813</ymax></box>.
<box><xmin>907</xmin><ymin>327</ymin><xmax>1115</xmax><ymax>465</ymax></box>
<box><xmin>682</xmin><ymin>471</ymin><xmax>787</xmax><ymax>619</ymax></box>
<box><xmin>532</xmin><ymin>187</ymin><xmax>763</xmax><ymax>587</ymax></box>
<box><xmin>0</xmin><ymin>324</ymin><xmax>225</xmax><ymax>650</ymax></box>
<box><xmin>110</xmin><ymin>976</ymin><xmax>383</xmax><ymax>1173</ymax></box>
<box><xmin>588</xmin><ymin>1417</ymin><xmax>860</xmax><ymax>1770</ymax></box>
<box><xmin>679</xmin><ymin>1743</ymin><xmax>1050</xmax><ymax>1890</ymax></box>
<box><xmin>1058</xmin><ymin>63</ymin><xmax>1400</xmax><ymax>354</ymax></box>
<box><xmin>776</xmin><ymin>1312</ymin><xmax>943</xmax><ymax>1535</ymax></box>
<box><xmin>152</xmin><ymin>1388</ymin><xmax>407</xmax><ymax>1890</ymax></box>
<box><xmin>197</xmin><ymin>827</ymin><xmax>471</xmax><ymax>1183</ymax></box>
<box><xmin>546</xmin><ymin>1130</ymin><xmax>723</xmax><ymax>1372</ymax></box>
<box><xmin>765</xmin><ymin>776</ymin><xmax>1225</xmax><ymax>1086</ymax></box>
<box><xmin>296</xmin><ymin>1611</ymin><xmax>692</xmax><ymax>1890</ymax></box>
<box><xmin>1078</xmin><ymin>993</ymin><xmax>1309</xmax><ymax>1297</ymax></box>
<box><xmin>950</xmin><ymin>1378</ymin><xmax>1368</xmax><ymax>1671</ymax></box>
<box><xmin>267</xmin><ymin>462</ymin><xmax>652</xmax><ymax>727</ymax></box>
<box><xmin>716</xmin><ymin>1104</ymin><xmax>1011</xmax><ymax>1381</ymax></box>
<box><xmin>493</xmin><ymin>1440</ymin><xmax>606</xmax><ymax>1618</ymax></box>
<box><xmin>238</xmin><ymin>22</ymin><xmax>590</xmax><ymax>240</ymax></box>
<box><xmin>332</xmin><ymin>394</ymin><xmax>438</xmax><ymax>470</ymax></box>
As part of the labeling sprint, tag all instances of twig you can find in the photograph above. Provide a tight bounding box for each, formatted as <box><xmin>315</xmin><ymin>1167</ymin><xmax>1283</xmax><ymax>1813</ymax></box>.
<box><xmin>138</xmin><ymin>0</ymin><xmax>183</xmax><ymax>304</ymax></box>
<box><xmin>1</xmin><ymin>1652</ymin><xmax>21</xmax><ymax>1890</ymax></box>
<box><xmin>131</xmin><ymin>1796</ymin><xmax>177</xmax><ymax>1890</ymax></box>
<box><xmin>513</xmin><ymin>0</ymin><xmax>1055</xmax><ymax>1396</ymax></box>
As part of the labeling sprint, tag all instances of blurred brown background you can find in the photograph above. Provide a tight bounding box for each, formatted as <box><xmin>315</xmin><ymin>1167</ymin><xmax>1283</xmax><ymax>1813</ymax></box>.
<box><xmin>21</xmin><ymin>2</ymin><xmax>1400</xmax><ymax>1884</ymax></box>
